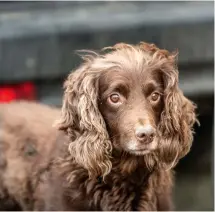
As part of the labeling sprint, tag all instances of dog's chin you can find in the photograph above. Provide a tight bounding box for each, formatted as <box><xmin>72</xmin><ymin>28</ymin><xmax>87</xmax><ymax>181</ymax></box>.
<box><xmin>125</xmin><ymin>139</ymin><xmax>158</xmax><ymax>156</ymax></box>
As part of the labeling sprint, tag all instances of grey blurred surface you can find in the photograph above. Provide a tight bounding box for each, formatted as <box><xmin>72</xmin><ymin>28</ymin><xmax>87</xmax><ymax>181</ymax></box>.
<box><xmin>0</xmin><ymin>2</ymin><xmax>213</xmax><ymax>94</ymax></box>
<box><xmin>0</xmin><ymin>1</ymin><xmax>214</xmax><ymax>211</ymax></box>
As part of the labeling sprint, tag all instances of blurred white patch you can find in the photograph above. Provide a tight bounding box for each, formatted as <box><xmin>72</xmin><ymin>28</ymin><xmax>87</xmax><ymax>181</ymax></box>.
<box><xmin>135</xmin><ymin>124</ymin><xmax>155</xmax><ymax>135</ymax></box>
<box><xmin>126</xmin><ymin>137</ymin><xmax>158</xmax><ymax>155</ymax></box>
<box><xmin>127</xmin><ymin>140</ymin><xmax>138</xmax><ymax>151</ymax></box>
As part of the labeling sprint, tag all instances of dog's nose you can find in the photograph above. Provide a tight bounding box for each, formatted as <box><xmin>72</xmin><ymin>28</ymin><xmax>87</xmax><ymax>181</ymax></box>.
<box><xmin>135</xmin><ymin>125</ymin><xmax>155</xmax><ymax>143</ymax></box>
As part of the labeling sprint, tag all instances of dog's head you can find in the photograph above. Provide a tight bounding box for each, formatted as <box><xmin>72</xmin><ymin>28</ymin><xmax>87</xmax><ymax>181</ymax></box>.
<box><xmin>56</xmin><ymin>42</ymin><xmax>197</xmax><ymax>178</ymax></box>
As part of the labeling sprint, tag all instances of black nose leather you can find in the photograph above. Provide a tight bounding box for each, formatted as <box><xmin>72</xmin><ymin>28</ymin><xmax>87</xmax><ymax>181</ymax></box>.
<box><xmin>135</xmin><ymin>125</ymin><xmax>155</xmax><ymax>143</ymax></box>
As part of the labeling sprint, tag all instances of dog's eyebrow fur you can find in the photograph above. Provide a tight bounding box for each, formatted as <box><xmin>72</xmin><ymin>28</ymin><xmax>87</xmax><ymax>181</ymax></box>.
<box><xmin>143</xmin><ymin>80</ymin><xmax>164</xmax><ymax>94</ymax></box>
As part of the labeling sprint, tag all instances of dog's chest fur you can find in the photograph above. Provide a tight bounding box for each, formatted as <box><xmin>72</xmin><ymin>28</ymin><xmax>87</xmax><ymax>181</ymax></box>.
<box><xmin>58</xmin><ymin>164</ymin><xmax>150</xmax><ymax>211</ymax></box>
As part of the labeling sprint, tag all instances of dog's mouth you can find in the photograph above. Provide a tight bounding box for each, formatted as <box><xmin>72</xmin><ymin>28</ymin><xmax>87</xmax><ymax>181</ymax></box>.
<box><xmin>129</xmin><ymin>149</ymin><xmax>151</xmax><ymax>156</ymax></box>
<box><xmin>125</xmin><ymin>138</ymin><xmax>158</xmax><ymax>156</ymax></box>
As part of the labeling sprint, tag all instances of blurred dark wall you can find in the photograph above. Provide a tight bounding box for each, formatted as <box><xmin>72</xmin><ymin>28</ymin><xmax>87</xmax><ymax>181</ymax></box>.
<box><xmin>0</xmin><ymin>1</ymin><xmax>213</xmax><ymax>210</ymax></box>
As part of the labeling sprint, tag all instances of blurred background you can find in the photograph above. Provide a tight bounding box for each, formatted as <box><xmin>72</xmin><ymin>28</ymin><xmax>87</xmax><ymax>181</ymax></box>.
<box><xmin>0</xmin><ymin>1</ymin><xmax>213</xmax><ymax>211</ymax></box>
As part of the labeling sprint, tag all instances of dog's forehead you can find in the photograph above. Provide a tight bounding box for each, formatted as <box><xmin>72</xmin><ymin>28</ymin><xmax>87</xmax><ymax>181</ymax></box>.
<box><xmin>101</xmin><ymin>47</ymin><xmax>173</xmax><ymax>78</ymax></box>
<box><xmin>100</xmin><ymin>67</ymin><xmax>160</xmax><ymax>85</ymax></box>
<box><xmin>98</xmin><ymin>48</ymin><xmax>165</xmax><ymax>88</ymax></box>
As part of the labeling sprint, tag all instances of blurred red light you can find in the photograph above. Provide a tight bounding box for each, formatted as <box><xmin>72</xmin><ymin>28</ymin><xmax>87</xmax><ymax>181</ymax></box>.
<box><xmin>19</xmin><ymin>82</ymin><xmax>36</xmax><ymax>100</ymax></box>
<box><xmin>0</xmin><ymin>87</ymin><xmax>17</xmax><ymax>102</ymax></box>
<box><xmin>0</xmin><ymin>82</ymin><xmax>36</xmax><ymax>103</ymax></box>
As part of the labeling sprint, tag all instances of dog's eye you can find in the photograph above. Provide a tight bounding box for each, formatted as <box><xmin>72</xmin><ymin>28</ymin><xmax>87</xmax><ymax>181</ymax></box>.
<box><xmin>109</xmin><ymin>93</ymin><xmax>120</xmax><ymax>103</ymax></box>
<box><xmin>150</xmin><ymin>92</ymin><xmax>160</xmax><ymax>102</ymax></box>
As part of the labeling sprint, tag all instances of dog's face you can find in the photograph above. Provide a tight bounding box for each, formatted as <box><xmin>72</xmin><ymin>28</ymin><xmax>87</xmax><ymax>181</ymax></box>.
<box><xmin>58</xmin><ymin>42</ymin><xmax>197</xmax><ymax>177</ymax></box>
<box><xmin>99</xmin><ymin>68</ymin><xmax>164</xmax><ymax>156</ymax></box>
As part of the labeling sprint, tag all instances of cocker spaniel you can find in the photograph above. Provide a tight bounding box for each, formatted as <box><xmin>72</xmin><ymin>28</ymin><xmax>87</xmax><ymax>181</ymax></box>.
<box><xmin>0</xmin><ymin>42</ymin><xmax>197</xmax><ymax>211</ymax></box>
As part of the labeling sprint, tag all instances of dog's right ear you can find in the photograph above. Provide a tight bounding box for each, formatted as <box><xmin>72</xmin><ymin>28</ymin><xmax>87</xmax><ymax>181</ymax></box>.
<box><xmin>55</xmin><ymin>61</ymin><xmax>112</xmax><ymax>179</ymax></box>
<box><xmin>55</xmin><ymin>64</ymin><xmax>90</xmax><ymax>134</ymax></box>
<box><xmin>56</xmin><ymin>63</ymin><xmax>109</xmax><ymax>136</ymax></box>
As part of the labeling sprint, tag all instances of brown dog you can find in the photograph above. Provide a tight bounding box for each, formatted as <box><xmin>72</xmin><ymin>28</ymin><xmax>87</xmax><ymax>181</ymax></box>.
<box><xmin>0</xmin><ymin>42</ymin><xmax>197</xmax><ymax>211</ymax></box>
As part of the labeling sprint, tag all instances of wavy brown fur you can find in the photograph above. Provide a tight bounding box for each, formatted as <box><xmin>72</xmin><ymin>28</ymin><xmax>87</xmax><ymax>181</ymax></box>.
<box><xmin>0</xmin><ymin>101</ymin><xmax>62</xmax><ymax>210</ymax></box>
<box><xmin>0</xmin><ymin>41</ymin><xmax>197</xmax><ymax>211</ymax></box>
<box><xmin>48</xmin><ymin>41</ymin><xmax>197</xmax><ymax>210</ymax></box>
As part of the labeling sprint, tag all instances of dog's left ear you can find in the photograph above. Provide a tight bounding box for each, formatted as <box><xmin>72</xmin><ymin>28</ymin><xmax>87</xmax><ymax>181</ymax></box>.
<box><xmin>158</xmin><ymin>62</ymin><xmax>198</xmax><ymax>169</ymax></box>
<box><xmin>177</xmin><ymin>93</ymin><xmax>198</xmax><ymax>156</ymax></box>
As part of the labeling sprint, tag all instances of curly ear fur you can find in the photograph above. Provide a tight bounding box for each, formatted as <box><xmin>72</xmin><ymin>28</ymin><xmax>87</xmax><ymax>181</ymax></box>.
<box><xmin>157</xmin><ymin>62</ymin><xmax>198</xmax><ymax>169</ymax></box>
<box><xmin>55</xmin><ymin>62</ymin><xmax>112</xmax><ymax>179</ymax></box>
